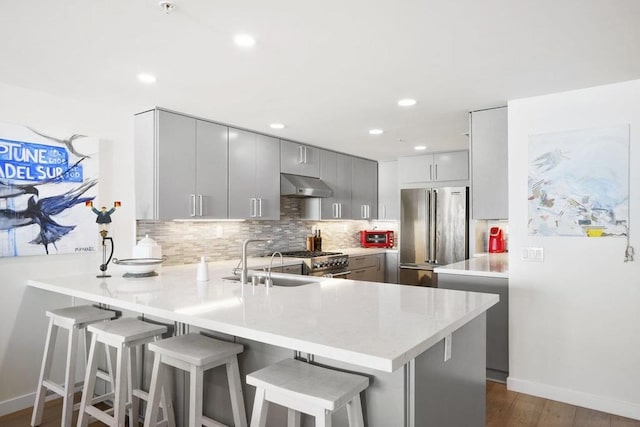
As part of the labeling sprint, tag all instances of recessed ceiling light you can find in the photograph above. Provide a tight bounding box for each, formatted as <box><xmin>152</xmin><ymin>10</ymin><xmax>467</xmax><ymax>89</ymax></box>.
<box><xmin>234</xmin><ymin>34</ymin><xmax>256</xmax><ymax>47</ymax></box>
<box><xmin>270</xmin><ymin>123</ymin><xmax>285</xmax><ymax>129</ymax></box>
<box><xmin>369</xmin><ymin>129</ymin><xmax>384</xmax><ymax>135</ymax></box>
<box><xmin>137</xmin><ymin>73</ymin><xmax>157</xmax><ymax>84</ymax></box>
<box><xmin>398</xmin><ymin>99</ymin><xmax>417</xmax><ymax>107</ymax></box>
<box><xmin>414</xmin><ymin>145</ymin><xmax>427</xmax><ymax>151</ymax></box>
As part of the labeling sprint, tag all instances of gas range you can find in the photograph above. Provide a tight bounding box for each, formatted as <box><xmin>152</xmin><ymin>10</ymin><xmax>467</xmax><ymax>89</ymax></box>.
<box><xmin>280</xmin><ymin>251</ymin><xmax>350</xmax><ymax>276</ymax></box>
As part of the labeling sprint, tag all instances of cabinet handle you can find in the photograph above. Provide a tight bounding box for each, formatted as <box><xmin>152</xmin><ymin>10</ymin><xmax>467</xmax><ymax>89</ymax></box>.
<box><xmin>304</xmin><ymin>146</ymin><xmax>308</xmax><ymax>164</ymax></box>
<box><xmin>429</xmin><ymin>164</ymin><xmax>433</xmax><ymax>181</ymax></box>
<box><xmin>339</xmin><ymin>203</ymin><xmax>343</xmax><ymax>218</ymax></box>
<box><xmin>332</xmin><ymin>203</ymin><xmax>338</xmax><ymax>218</ymax></box>
<box><xmin>435</xmin><ymin>164</ymin><xmax>438</xmax><ymax>180</ymax></box>
<box><xmin>258</xmin><ymin>198</ymin><xmax>263</xmax><ymax>217</ymax></box>
<box><xmin>198</xmin><ymin>194</ymin><xmax>203</xmax><ymax>216</ymax></box>
<box><xmin>250</xmin><ymin>198</ymin><xmax>257</xmax><ymax>217</ymax></box>
<box><xmin>298</xmin><ymin>146</ymin><xmax>304</xmax><ymax>164</ymax></box>
<box><xmin>190</xmin><ymin>194</ymin><xmax>196</xmax><ymax>217</ymax></box>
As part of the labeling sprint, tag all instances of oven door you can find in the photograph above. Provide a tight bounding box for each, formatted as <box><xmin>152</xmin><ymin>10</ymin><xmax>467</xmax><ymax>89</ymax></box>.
<box><xmin>309</xmin><ymin>269</ymin><xmax>351</xmax><ymax>279</ymax></box>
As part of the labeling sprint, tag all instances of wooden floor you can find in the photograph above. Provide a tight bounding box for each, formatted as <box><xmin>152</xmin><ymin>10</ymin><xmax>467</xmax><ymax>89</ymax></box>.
<box><xmin>2</xmin><ymin>382</ymin><xmax>639</xmax><ymax>426</ymax></box>
<box><xmin>487</xmin><ymin>381</ymin><xmax>640</xmax><ymax>427</ymax></box>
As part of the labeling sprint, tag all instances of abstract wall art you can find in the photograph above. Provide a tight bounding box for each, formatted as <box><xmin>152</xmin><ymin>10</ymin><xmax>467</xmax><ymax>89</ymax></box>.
<box><xmin>0</xmin><ymin>122</ymin><xmax>99</xmax><ymax>257</ymax></box>
<box><xmin>528</xmin><ymin>125</ymin><xmax>629</xmax><ymax>237</ymax></box>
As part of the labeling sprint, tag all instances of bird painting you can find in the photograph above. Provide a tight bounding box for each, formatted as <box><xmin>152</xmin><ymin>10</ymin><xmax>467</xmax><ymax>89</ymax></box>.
<box><xmin>27</xmin><ymin>127</ymin><xmax>91</xmax><ymax>159</ymax></box>
<box><xmin>0</xmin><ymin>179</ymin><xmax>97</xmax><ymax>254</ymax></box>
<box><xmin>0</xmin><ymin>158</ymin><xmax>85</xmax><ymax>200</ymax></box>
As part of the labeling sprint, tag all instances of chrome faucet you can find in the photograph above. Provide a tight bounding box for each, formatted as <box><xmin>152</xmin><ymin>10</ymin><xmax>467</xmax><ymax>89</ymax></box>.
<box><xmin>265</xmin><ymin>251</ymin><xmax>284</xmax><ymax>287</ymax></box>
<box><xmin>240</xmin><ymin>238</ymin><xmax>272</xmax><ymax>285</ymax></box>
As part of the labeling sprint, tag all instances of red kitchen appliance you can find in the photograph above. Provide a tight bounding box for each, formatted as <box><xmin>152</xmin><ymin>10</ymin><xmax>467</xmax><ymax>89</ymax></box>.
<box><xmin>360</xmin><ymin>230</ymin><xmax>394</xmax><ymax>248</ymax></box>
<box><xmin>488</xmin><ymin>227</ymin><xmax>506</xmax><ymax>253</ymax></box>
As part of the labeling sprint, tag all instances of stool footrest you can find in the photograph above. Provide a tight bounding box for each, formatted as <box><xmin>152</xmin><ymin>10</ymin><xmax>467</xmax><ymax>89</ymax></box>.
<box><xmin>202</xmin><ymin>415</ymin><xmax>227</xmax><ymax>427</ymax></box>
<box><xmin>85</xmin><ymin>405</ymin><xmax>114</xmax><ymax>425</ymax></box>
<box><xmin>90</xmin><ymin>392</ymin><xmax>114</xmax><ymax>406</ymax></box>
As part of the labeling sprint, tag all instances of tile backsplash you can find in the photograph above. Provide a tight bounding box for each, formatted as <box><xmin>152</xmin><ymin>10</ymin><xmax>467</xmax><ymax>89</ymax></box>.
<box><xmin>137</xmin><ymin>197</ymin><xmax>398</xmax><ymax>266</ymax></box>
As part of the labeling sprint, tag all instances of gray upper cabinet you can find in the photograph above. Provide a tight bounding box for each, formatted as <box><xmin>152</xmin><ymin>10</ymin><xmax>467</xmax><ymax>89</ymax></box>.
<box><xmin>228</xmin><ymin>129</ymin><xmax>280</xmax><ymax>220</ymax></box>
<box><xmin>304</xmin><ymin>150</ymin><xmax>352</xmax><ymax>220</ymax></box>
<box><xmin>398</xmin><ymin>151</ymin><xmax>468</xmax><ymax>185</ymax></box>
<box><xmin>378</xmin><ymin>160</ymin><xmax>399</xmax><ymax>220</ymax></box>
<box><xmin>352</xmin><ymin>157</ymin><xmax>378</xmax><ymax>220</ymax></box>
<box><xmin>280</xmin><ymin>140</ymin><xmax>320</xmax><ymax>178</ymax></box>
<box><xmin>134</xmin><ymin>109</ymin><xmax>228</xmax><ymax>220</ymax></box>
<box><xmin>470</xmin><ymin>107</ymin><xmax>508</xmax><ymax>219</ymax></box>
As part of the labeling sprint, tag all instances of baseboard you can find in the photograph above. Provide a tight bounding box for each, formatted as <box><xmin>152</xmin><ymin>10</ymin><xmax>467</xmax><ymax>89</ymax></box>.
<box><xmin>507</xmin><ymin>376</ymin><xmax>640</xmax><ymax>421</ymax></box>
<box><xmin>0</xmin><ymin>391</ymin><xmax>58</xmax><ymax>417</ymax></box>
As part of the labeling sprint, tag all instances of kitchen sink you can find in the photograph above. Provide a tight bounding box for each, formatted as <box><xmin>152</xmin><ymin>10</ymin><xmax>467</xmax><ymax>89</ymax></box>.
<box><xmin>221</xmin><ymin>274</ymin><xmax>315</xmax><ymax>287</ymax></box>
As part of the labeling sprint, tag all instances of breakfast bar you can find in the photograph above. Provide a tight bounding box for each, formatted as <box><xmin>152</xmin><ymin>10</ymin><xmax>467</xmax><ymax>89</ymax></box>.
<box><xmin>28</xmin><ymin>262</ymin><xmax>498</xmax><ymax>426</ymax></box>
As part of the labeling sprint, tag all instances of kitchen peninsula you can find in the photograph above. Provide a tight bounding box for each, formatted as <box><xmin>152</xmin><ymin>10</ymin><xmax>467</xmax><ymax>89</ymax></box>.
<box><xmin>28</xmin><ymin>261</ymin><xmax>498</xmax><ymax>426</ymax></box>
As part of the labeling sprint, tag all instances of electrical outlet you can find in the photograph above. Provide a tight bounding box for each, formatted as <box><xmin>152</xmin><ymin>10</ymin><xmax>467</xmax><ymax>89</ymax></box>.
<box><xmin>521</xmin><ymin>247</ymin><xmax>544</xmax><ymax>262</ymax></box>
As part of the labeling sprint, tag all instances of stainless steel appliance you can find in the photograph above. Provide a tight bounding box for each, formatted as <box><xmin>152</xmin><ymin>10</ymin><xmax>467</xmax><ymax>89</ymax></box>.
<box><xmin>279</xmin><ymin>251</ymin><xmax>350</xmax><ymax>278</ymax></box>
<box><xmin>399</xmin><ymin>187</ymin><xmax>469</xmax><ymax>287</ymax></box>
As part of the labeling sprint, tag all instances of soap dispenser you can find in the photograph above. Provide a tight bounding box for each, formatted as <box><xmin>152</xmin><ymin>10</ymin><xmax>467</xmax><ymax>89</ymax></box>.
<box><xmin>197</xmin><ymin>256</ymin><xmax>209</xmax><ymax>282</ymax></box>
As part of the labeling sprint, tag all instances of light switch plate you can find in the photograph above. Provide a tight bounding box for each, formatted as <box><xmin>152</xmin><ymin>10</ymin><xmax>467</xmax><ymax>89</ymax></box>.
<box><xmin>521</xmin><ymin>247</ymin><xmax>544</xmax><ymax>262</ymax></box>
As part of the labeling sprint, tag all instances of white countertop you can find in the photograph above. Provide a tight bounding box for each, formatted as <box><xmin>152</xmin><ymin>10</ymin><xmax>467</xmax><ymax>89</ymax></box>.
<box><xmin>28</xmin><ymin>262</ymin><xmax>497</xmax><ymax>373</ymax></box>
<box><xmin>433</xmin><ymin>253</ymin><xmax>509</xmax><ymax>279</ymax></box>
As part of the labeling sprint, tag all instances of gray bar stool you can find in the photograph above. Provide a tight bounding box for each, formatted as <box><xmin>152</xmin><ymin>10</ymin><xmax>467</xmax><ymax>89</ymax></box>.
<box><xmin>77</xmin><ymin>317</ymin><xmax>170</xmax><ymax>427</ymax></box>
<box><xmin>143</xmin><ymin>333</ymin><xmax>247</xmax><ymax>427</ymax></box>
<box><xmin>247</xmin><ymin>359</ymin><xmax>369</xmax><ymax>427</ymax></box>
<box><xmin>31</xmin><ymin>305</ymin><xmax>116</xmax><ymax>427</ymax></box>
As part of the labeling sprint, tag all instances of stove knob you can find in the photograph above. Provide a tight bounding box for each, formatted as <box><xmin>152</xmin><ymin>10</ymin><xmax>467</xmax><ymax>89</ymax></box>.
<box><xmin>313</xmin><ymin>262</ymin><xmax>321</xmax><ymax>268</ymax></box>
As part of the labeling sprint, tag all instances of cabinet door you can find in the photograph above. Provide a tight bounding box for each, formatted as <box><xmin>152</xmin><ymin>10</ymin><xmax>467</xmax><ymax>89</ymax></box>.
<box><xmin>255</xmin><ymin>134</ymin><xmax>280</xmax><ymax>219</ymax></box>
<box><xmin>228</xmin><ymin>128</ymin><xmax>257</xmax><ymax>219</ymax></box>
<box><xmin>471</xmin><ymin>107</ymin><xmax>508</xmax><ymax>219</ymax></box>
<box><xmin>434</xmin><ymin>151</ymin><xmax>468</xmax><ymax>182</ymax></box>
<box><xmin>196</xmin><ymin>120</ymin><xmax>228</xmax><ymax>218</ymax></box>
<box><xmin>319</xmin><ymin>149</ymin><xmax>339</xmax><ymax>219</ymax></box>
<box><xmin>157</xmin><ymin>110</ymin><xmax>196</xmax><ymax>219</ymax></box>
<box><xmin>351</xmin><ymin>158</ymin><xmax>377</xmax><ymax>219</ymax></box>
<box><xmin>280</xmin><ymin>140</ymin><xmax>320</xmax><ymax>178</ymax></box>
<box><xmin>378</xmin><ymin>161</ymin><xmax>399</xmax><ymax>220</ymax></box>
<box><xmin>398</xmin><ymin>155</ymin><xmax>433</xmax><ymax>184</ymax></box>
<box><xmin>335</xmin><ymin>154</ymin><xmax>352</xmax><ymax>219</ymax></box>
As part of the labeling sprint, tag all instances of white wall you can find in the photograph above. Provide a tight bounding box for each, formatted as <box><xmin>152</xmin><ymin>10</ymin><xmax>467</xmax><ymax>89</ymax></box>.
<box><xmin>0</xmin><ymin>82</ymin><xmax>136</xmax><ymax>414</ymax></box>
<box><xmin>507</xmin><ymin>79</ymin><xmax>640</xmax><ymax>419</ymax></box>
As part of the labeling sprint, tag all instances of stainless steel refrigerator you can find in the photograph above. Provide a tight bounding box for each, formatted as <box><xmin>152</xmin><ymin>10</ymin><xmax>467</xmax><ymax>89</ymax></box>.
<box><xmin>399</xmin><ymin>187</ymin><xmax>469</xmax><ymax>287</ymax></box>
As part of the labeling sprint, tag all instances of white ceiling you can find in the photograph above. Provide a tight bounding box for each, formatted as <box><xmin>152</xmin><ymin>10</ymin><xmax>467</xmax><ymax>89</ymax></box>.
<box><xmin>1</xmin><ymin>0</ymin><xmax>639</xmax><ymax>160</ymax></box>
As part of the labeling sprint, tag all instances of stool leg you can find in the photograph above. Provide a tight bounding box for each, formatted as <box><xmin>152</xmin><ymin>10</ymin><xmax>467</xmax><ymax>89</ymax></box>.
<box><xmin>346</xmin><ymin>395</ymin><xmax>364</xmax><ymax>427</ymax></box>
<box><xmin>287</xmin><ymin>409</ymin><xmax>301</xmax><ymax>427</ymax></box>
<box><xmin>114</xmin><ymin>344</ymin><xmax>128</xmax><ymax>427</ymax></box>
<box><xmin>78</xmin><ymin>334</ymin><xmax>100</xmax><ymax>427</ymax></box>
<box><xmin>249</xmin><ymin>388</ymin><xmax>268</xmax><ymax>427</ymax></box>
<box><xmin>160</xmin><ymin>369</ymin><xmax>176</xmax><ymax>427</ymax></box>
<box><xmin>60</xmin><ymin>325</ymin><xmax>79</xmax><ymax>427</ymax></box>
<box><xmin>31</xmin><ymin>318</ymin><xmax>57</xmax><ymax>426</ymax></box>
<box><xmin>189</xmin><ymin>365</ymin><xmax>204</xmax><ymax>427</ymax></box>
<box><xmin>128</xmin><ymin>345</ymin><xmax>140</xmax><ymax>426</ymax></box>
<box><xmin>144</xmin><ymin>354</ymin><xmax>165</xmax><ymax>427</ymax></box>
<box><xmin>315</xmin><ymin>409</ymin><xmax>332</xmax><ymax>427</ymax></box>
<box><xmin>226</xmin><ymin>356</ymin><xmax>248</xmax><ymax>427</ymax></box>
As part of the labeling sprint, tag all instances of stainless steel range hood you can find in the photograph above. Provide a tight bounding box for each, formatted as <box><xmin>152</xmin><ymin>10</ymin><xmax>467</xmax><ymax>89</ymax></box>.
<box><xmin>280</xmin><ymin>173</ymin><xmax>333</xmax><ymax>198</ymax></box>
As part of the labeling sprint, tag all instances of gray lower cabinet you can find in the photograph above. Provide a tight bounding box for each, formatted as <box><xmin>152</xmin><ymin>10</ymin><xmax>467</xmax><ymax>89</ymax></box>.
<box><xmin>228</xmin><ymin>129</ymin><xmax>280</xmax><ymax>220</ymax></box>
<box><xmin>134</xmin><ymin>109</ymin><xmax>228</xmax><ymax>220</ymax></box>
<box><xmin>470</xmin><ymin>106</ymin><xmax>508</xmax><ymax>219</ymax></box>
<box><xmin>304</xmin><ymin>150</ymin><xmax>352</xmax><ymax>219</ymax></box>
<box><xmin>436</xmin><ymin>273</ymin><xmax>509</xmax><ymax>381</ymax></box>
<box><xmin>351</xmin><ymin>157</ymin><xmax>378</xmax><ymax>219</ymax></box>
<box><xmin>280</xmin><ymin>140</ymin><xmax>320</xmax><ymax>178</ymax></box>
<box><xmin>349</xmin><ymin>254</ymin><xmax>385</xmax><ymax>282</ymax></box>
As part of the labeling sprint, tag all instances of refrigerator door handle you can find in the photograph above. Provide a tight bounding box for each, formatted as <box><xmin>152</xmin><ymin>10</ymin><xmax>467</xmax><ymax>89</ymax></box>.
<box><xmin>426</xmin><ymin>190</ymin><xmax>432</xmax><ymax>263</ymax></box>
<box><xmin>432</xmin><ymin>189</ymin><xmax>438</xmax><ymax>264</ymax></box>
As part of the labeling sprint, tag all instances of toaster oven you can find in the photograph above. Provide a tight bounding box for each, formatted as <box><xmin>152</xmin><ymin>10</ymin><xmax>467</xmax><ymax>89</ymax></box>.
<box><xmin>360</xmin><ymin>230</ymin><xmax>394</xmax><ymax>248</ymax></box>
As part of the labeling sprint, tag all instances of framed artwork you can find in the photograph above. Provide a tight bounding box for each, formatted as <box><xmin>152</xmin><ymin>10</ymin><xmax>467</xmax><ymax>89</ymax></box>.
<box><xmin>0</xmin><ymin>122</ymin><xmax>99</xmax><ymax>256</ymax></box>
<box><xmin>528</xmin><ymin>125</ymin><xmax>629</xmax><ymax>237</ymax></box>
